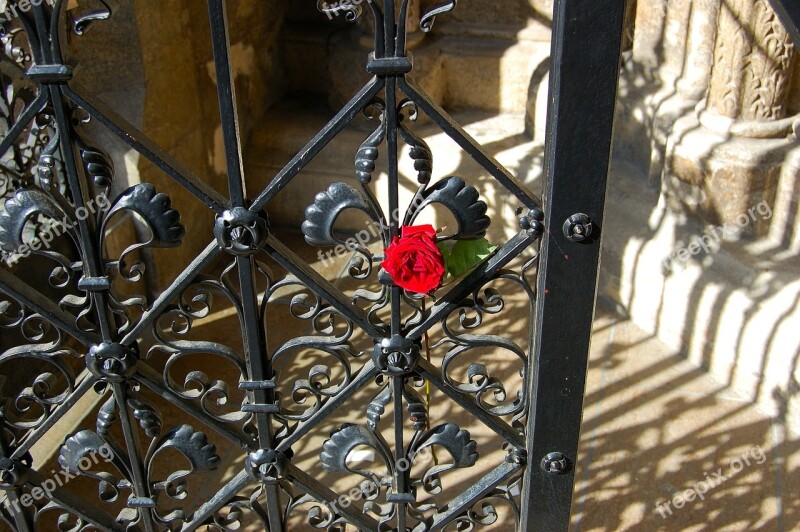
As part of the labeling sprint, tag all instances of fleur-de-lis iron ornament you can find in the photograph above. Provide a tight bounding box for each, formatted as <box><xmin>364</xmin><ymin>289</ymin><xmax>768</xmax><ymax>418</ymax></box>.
<box><xmin>0</xmin><ymin>0</ymin><xmax>556</xmax><ymax>530</ymax></box>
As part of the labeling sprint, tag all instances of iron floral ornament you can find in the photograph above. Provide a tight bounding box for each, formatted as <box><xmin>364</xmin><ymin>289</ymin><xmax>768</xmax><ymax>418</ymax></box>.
<box><xmin>302</xmin><ymin>100</ymin><xmax>493</xmax><ymax>297</ymax></box>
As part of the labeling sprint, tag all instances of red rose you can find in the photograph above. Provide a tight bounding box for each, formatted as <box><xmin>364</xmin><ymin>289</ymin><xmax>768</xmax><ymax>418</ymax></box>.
<box><xmin>381</xmin><ymin>225</ymin><xmax>445</xmax><ymax>294</ymax></box>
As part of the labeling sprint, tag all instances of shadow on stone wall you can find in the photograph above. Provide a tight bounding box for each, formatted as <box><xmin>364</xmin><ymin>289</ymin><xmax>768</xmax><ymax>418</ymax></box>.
<box><xmin>605</xmin><ymin>0</ymin><xmax>800</xmax><ymax>430</ymax></box>
<box><xmin>591</xmin><ymin>1</ymin><xmax>800</xmax><ymax>527</ymax></box>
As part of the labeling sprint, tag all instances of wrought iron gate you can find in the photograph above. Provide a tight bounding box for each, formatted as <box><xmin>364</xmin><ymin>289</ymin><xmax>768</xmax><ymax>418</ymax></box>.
<box><xmin>0</xmin><ymin>0</ymin><xmax>636</xmax><ymax>529</ymax></box>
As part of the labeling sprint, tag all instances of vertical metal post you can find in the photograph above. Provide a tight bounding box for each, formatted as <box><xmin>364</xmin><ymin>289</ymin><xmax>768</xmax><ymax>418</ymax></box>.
<box><xmin>207</xmin><ymin>1</ymin><xmax>283</xmax><ymax>530</ymax></box>
<box><xmin>520</xmin><ymin>0</ymin><xmax>626</xmax><ymax>529</ymax></box>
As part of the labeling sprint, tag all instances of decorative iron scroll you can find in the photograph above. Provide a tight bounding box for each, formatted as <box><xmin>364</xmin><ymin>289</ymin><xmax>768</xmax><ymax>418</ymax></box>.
<box><xmin>0</xmin><ymin>0</ymin><xmax>543</xmax><ymax>530</ymax></box>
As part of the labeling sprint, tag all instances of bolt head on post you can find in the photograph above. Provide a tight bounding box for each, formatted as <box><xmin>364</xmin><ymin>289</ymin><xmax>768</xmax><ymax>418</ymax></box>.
<box><xmin>562</xmin><ymin>213</ymin><xmax>593</xmax><ymax>242</ymax></box>
<box><xmin>541</xmin><ymin>451</ymin><xmax>569</xmax><ymax>474</ymax></box>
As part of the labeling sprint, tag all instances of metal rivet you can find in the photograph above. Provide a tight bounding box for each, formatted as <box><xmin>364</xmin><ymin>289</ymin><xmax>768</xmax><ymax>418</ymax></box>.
<box><xmin>562</xmin><ymin>213</ymin><xmax>593</xmax><ymax>242</ymax></box>
<box><xmin>541</xmin><ymin>452</ymin><xmax>569</xmax><ymax>474</ymax></box>
<box><xmin>519</xmin><ymin>207</ymin><xmax>545</xmax><ymax>238</ymax></box>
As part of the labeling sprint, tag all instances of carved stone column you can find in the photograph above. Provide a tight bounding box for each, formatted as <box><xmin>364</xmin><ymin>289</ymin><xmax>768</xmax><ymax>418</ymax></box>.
<box><xmin>616</xmin><ymin>0</ymin><xmax>721</xmax><ymax>177</ymax></box>
<box><xmin>706</xmin><ymin>0</ymin><xmax>795</xmax><ymax>122</ymax></box>
<box><xmin>675</xmin><ymin>0</ymin><xmax>721</xmax><ymax>100</ymax></box>
<box><xmin>665</xmin><ymin>0</ymin><xmax>797</xmax><ymax>235</ymax></box>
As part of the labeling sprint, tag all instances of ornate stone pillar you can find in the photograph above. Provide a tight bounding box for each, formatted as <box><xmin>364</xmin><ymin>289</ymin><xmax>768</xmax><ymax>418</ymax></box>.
<box><xmin>665</xmin><ymin>0</ymin><xmax>797</xmax><ymax>235</ymax></box>
<box><xmin>675</xmin><ymin>0</ymin><xmax>721</xmax><ymax>100</ymax></box>
<box><xmin>706</xmin><ymin>0</ymin><xmax>795</xmax><ymax>122</ymax></box>
<box><xmin>623</xmin><ymin>0</ymin><xmax>721</xmax><ymax>182</ymax></box>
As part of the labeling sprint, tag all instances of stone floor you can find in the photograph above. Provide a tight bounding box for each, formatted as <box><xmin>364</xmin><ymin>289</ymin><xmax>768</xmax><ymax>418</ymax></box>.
<box><xmin>572</xmin><ymin>305</ymin><xmax>799</xmax><ymax>531</ymax></box>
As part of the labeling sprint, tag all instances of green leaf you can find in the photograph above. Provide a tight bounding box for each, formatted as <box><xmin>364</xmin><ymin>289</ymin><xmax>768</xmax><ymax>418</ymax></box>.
<box><xmin>443</xmin><ymin>238</ymin><xmax>496</xmax><ymax>279</ymax></box>
<box><xmin>436</xmin><ymin>242</ymin><xmax>451</xmax><ymax>280</ymax></box>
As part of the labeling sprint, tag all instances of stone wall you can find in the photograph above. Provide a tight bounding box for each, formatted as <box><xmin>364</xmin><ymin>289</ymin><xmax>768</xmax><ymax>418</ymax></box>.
<box><xmin>609</xmin><ymin>0</ymin><xmax>800</xmax><ymax>432</ymax></box>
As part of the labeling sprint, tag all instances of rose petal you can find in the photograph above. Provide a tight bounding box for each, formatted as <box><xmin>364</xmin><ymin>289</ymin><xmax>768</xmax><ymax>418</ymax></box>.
<box><xmin>380</xmin><ymin>225</ymin><xmax>445</xmax><ymax>294</ymax></box>
<box><xmin>401</xmin><ymin>224</ymin><xmax>437</xmax><ymax>239</ymax></box>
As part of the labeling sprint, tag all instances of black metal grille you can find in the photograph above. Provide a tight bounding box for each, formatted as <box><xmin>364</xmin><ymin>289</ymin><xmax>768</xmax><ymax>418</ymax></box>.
<box><xmin>0</xmin><ymin>0</ymin><xmax>632</xmax><ymax>530</ymax></box>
